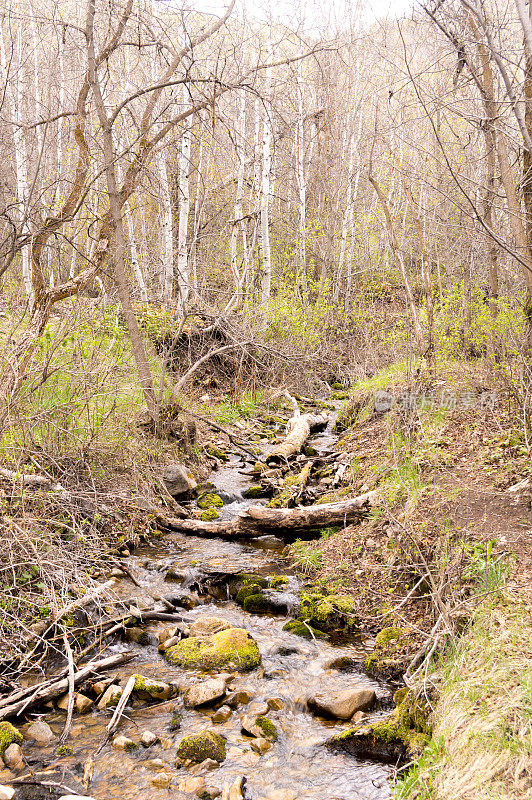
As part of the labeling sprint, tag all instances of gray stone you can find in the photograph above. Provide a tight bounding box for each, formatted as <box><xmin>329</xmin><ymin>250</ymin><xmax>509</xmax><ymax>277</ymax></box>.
<box><xmin>140</xmin><ymin>730</ymin><xmax>159</xmax><ymax>747</ymax></box>
<box><xmin>2</xmin><ymin>745</ymin><xmax>22</xmax><ymax>772</ymax></box>
<box><xmin>184</xmin><ymin>678</ymin><xmax>226</xmax><ymax>708</ymax></box>
<box><xmin>26</xmin><ymin>720</ymin><xmax>54</xmax><ymax>745</ymax></box>
<box><xmin>307</xmin><ymin>687</ymin><xmax>376</xmax><ymax>720</ymax></box>
<box><xmin>112</xmin><ymin>734</ymin><xmax>137</xmax><ymax>751</ymax></box>
<box><xmin>162</xmin><ymin>464</ymin><xmax>197</xmax><ymax>497</ymax></box>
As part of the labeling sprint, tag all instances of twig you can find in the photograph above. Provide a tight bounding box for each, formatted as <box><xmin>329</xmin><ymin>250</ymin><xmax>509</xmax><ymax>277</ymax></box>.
<box><xmin>174</xmin><ymin>401</ymin><xmax>257</xmax><ymax>458</ymax></box>
<box><xmin>59</xmin><ymin>630</ymin><xmax>75</xmax><ymax>745</ymax></box>
<box><xmin>97</xmin><ymin>673</ymin><xmax>136</xmax><ymax>753</ymax></box>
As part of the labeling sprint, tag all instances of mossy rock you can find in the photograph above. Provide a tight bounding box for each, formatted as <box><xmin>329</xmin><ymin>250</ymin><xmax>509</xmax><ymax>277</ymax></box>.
<box><xmin>242</xmin><ymin>594</ymin><xmax>271</xmax><ymax>614</ymax></box>
<box><xmin>269</xmin><ymin>575</ymin><xmax>288</xmax><ymax>589</ymax></box>
<box><xmin>165</xmin><ymin>627</ymin><xmax>261</xmax><ymax>671</ymax></box>
<box><xmin>327</xmin><ymin>717</ymin><xmax>428</xmax><ymax>764</ymax></box>
<box><xmin>255</xmin><ymin>716</ymin><xmax>278</xmax><ymax>742</ymax></box>
<box><xmin>268</xmin><ymin>489</ymin><xmax>294</xmax><ymax>508</ymax></box>
<box><xmin>176</xmin><ymin>730</ymin><xmax>226</xmax><ymax>763</ymax></box>
<box><xmin>0</xmin><ymin>721</ymin><xmax>22</xmax><ymax>755</ymax></box>
<box><xmin>303</xmin><ymin>445</ymin><xmax>319</xmax><ymax>457</ymax></box>
<box><xmin>243</xmin><ymin>484</ymin><xmax>268</xmax><ymax>499</ymax></box>
<box><xmin>363</xmin><ymin>626</ymin><xmax>409</xmax><ymax>680</ymax></box>
<box><xmin>282</xmin><ymin>620</ymin><xmax>328</xmax><ymax>639</ymax></box>
<box><xmin>169</xmin><ymin>710</ymin><xmax>183</xmax><ymax>731</ymax></box>
<box><xmin>205</xmin><ymin>444</ymin><xmax>229</xmax><ymax>461</ymax></box>
<box><xmin>197</xmin><ymin>493</ymin><xmax>224</xmax><ymax>509</ymax></box>
<box><xmin>201</xmin><ymin>508</ymin><xmax>221</xmax><ymax>521</ymax></box>
<box><xmin>298</xmin><ymin>592</ymin><xmax>356</xmax><ymax>632</ymax></box>
<box><xmin>235</xmin><ymin>584</ymin><xmax>263</xmax><ymax>605</ymax></box>
<box><xmin>253</xmin><ymin>462</ymin><xmax>267</xmax><ymax>473</ymax></box>
<box><xmin>228</xmin><ymin>573</ymin><xmax>269</xmax><ymax>597</ymax></box>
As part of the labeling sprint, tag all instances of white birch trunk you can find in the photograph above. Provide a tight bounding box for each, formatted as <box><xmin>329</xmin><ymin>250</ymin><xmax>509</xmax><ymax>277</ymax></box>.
<box><xmin>157</xmin><ymin>151</ymin><xmax>174</xmax><ymax>303</ymax></box>
<box><xmin>296</xmin><ymin>57</ymin><xmax>307</xmax><ymax>295</ymax></box>
<box><xmin>260</xmin><ymin>45</ymin><xmax>273</xmax><ymax>303</ymax></box>
<box><xmin>176</xmin><ymin>106</ymin><xmax>192</xmax><ymax>314</ymax></box>
<box><xmin>230</xmin><ymin>88</ymin><xmax>247</xmax><ymax>303</ymax></box>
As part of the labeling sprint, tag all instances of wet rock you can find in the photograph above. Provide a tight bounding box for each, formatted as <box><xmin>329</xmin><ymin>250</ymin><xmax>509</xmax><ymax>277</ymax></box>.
<box><xmin>26</xmin><ymin>720</ymin><xmax>54</xmax><ymax>745</ymax></box>
<box><xmin>165</xmin><ymin>566</ymin><xmax>187</xmax><ymax>582</ymax></box>
<box><xmin>165</xmin><ymin>627</ymin><xmax>261</xmax><ymax>672</ymax></box>
<box><xmin>162</xmin><ymin>591</ymin><xmax>196</xmax><ymax>610</ymax></box>
<box><xmin>0</xmin><ymin>725</ymin><xmax>22</xmax><ymax>757</ymax></box>
<box><xmin>150</xmin><ymin>773</ymin><xmax>173</xmax><ymax>788</ymax></box>
<box><xmin>176</xmin><ymin>730</ymin><xmax>226</xmax><ymax>763</ymax></box>
<box><xmin>158</xmin><ymin>624</ymin><xmax>180</xmax><ymax>643</ymax></box>
<box><xmin>112</xmin><ymin>734</ymin><xmax>137</xmax><ymax>752</ymax></box>
<box><xmin>140</xmin><ymin>730</ymin><xmax>159</xmax><ymax>747</ymax></box>
<box><xmin>189</xmin><ymin>757</ymin><xmax>220</xmax><ymax>774</ymax></box>
<box><xmin>184</xmin><ymin>678</ymin><xmax>226</xmax><ymax>708</ymax></box>
<box><xmin>247</xmin><ymin>701</ymin><xmax>269</xmax><ymax>716</ymax></box>
<box><xmin>162</xmin><ymin>464</ymin><xmax>197</xmax><ymax>497</ymax></box>
<box><xmin>225</xmin><ymin>689</ymin><xmax>254</xmax><ymax>708</ymax></box>
<box><xmin>212</xmin><ymin>705</ymin><xmax>232</xmax><ymax>724</ymax></box>
<box><xmin>145</xmin><ymin>758</ymin><xmax>167</xmax><ymax>770</ymax></box>
<box><xmin>204</xmin><ymin>787</ymin><xmax>222</xmax><ymax>800</ymax></box>
<box><xmin>125</xmin><ymin>627</ymin><xmax>151</xmax><ymax>645</ymax></box>
<box><xmin>282</xmin><ymin>620</ymin><xmax>327</xmax><ymax>640</ymax></box>
<box><xmin>250</xmin><ymin>737</ymin><xmax>272</xmax><ymax>755</ymax></box>
<box><xmin>168</xmin><ymin>710</ymin><xmax>183</xmax><ymax>731</ymax></box>
<box><xmin>220</xmin><ymin>776</ymin><xmax>246</xmax><ymax>800</ymax></box>
<box><xmin>324</xmin><ymin>655</ymin><xmax>360</xmax><ymax>671</ymax></box>
<box><xmin>266</xmin><ymin>697</ymin><xmax>285</xmax><ymax>711</ymax></box>
<box><xmin>178</xmin><ymin>777</ymin><xmax>206</xmax><ymax>796</ymax></box>
<box><xmin>97</xmin><ymin>684</ymin><xmax>122</xmax><ymax>709</ymax></box>
<box><xmin>159</xmin><ymin>635</ymin><xmax>180</xmax><ymax>651</ymax></box>
<box><xmin>57</xmin><ymin>693</ymin><xmax>93</xmax><ymax>714</ymax></box>
<box><xmin>297</xmin><ymin>592</ymin><xmax>357</xmax><ymax>632</ymax></box>
<box><xmin>363</xmin><ymin>626</ymin><xmax>409</xmax><ymax>681</ymax></box>
<box><xmin>189</xmin><ymin>616</ymin><xmax>232</xmax><ymax>638</ymax></box>
<box><xmin>2</xmin><ymin>745</ymin><xmax>22</xmax><ymax>772</ymax></box>
<box><xmin>307</xmin><ymin>687</ymin><xmax>376</xmax><ymax>720</ymax></box>
<box><xmin>240</xmin><ymin>714</ymin><xmax>278</xmax><ymax>742</ymax></box>
<box><xmin>268</xmin><ymin>644</ymin><xmax>301</xmax><ymax>657</ymax></box>
<box><xmin>133</xmin><ymin>674</ymin><xmax>176</xmax><ymax>701</ymax></box>
<box><xmin>91</xmin><ymin>678</ymin><xmax>113</xmax><ymax>696</ymax></box>
<box><xmin>0</xmin><ymin>789</ymin><xmax>14</xmax><ymax>800</ymax></box>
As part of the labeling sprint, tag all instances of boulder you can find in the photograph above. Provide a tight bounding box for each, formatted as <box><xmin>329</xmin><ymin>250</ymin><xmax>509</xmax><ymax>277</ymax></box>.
<box><xmin>162</xmin><ymin>464</ymin><xmax>197</xmax><ymax>497</ymax></box>
<box><xmin>176</xmin><ymin>730</ymin><xmax>226</xmax><ymax>763</ymax></box>
<box><xmin>307</xmin><ymin>687</ymin><xmax>376</xmax><ymax>720</ymax></box>
<box><xmin>97</xmin><ymin>684</ymin><xmax>122</xmax><ymax>710</ymax></box>
<box><xmin>26</xmin><ymin>720</ymin><xmax>54</xmax><ymax>745</ymax></box>
<box><xmin>184</xmin><ymin>678</ymin><xmax>226</xmax><ymax>708</ymax></box>
<box><xmin>211</xmin><ymin>705</ymin><xmax>232</xmax><ymax>724</ymax></box>
<box><xmin>240</xmin><ymin>714</ymin><xmax>278</xmax><ymax>742</ymax></box>
<box><xmin>165</xmin><ymin>627</ymin><xmax>261</xmax><ymax>672</ymax></box>
<box><xmin>2</xmin><ymin>745</ymin><xmax>23</xmax><ymax>772</ymax></box>
<box><xmin>133</xmin><ymin>674</ymin><xmax>175</xmax><ymax>701</ymax></box>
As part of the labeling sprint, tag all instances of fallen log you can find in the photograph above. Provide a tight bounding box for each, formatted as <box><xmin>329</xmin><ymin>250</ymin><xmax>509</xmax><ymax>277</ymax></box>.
<box><xmin>0</xmin><ymin>651</ymin><xmax>135</xmax><ymax>721</ymax></box>
<box><xmin>266</xmin><ymin>392</ymin><xmax>328</xmax><ymax>463</ymax></box>
<box><xmin>161</xmin><ymin>490</ymin><xmax>379</xmax><ymax>538</ymax></box>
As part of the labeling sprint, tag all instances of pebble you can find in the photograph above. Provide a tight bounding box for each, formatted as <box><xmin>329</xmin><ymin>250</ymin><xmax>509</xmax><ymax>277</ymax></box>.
<box><xmin>189</xmin><ymin>758</ymin><xmax>220</xmax><ymax>774</ymax></box>
<box><xmin>178</xmin><ymin>777</ymin><xmax>206</xmax><ymax>795</ymax></box>
<box><xmin>267</xmin><ymin>698</ymin><xmax>285</xmax><ymax>711</ymax></box>
<box><xmin>247</xmin><ymin>701</ymin><xmax>269</xmax><ymax>716</ymax></box>
<box><xmin>184</xmin><ymin>677</ymin><xmax>226</xmax><ymax>708</ymax></box>
<box><xmin>140</xmin><ymin>730</ymin><xmax>159</xmax><ymax>747</ymax></box>
<box><xmin>2</xmin><ymin>745</ymin><xmax>22</xmax><ymax>772</ymax></box>
<box><xmin>150</xmin><ymin>773</ymin><xmax>173</xmax><ymax>788</ymax></box>
<box><xmin>112</xmin><ymin>734</ymin><xmax>137</xmax><ymax>751</ymax></box>
<box><xmin>225</xmin><ymin>689</ymin><xmax>253</xmax><ymax>708</ymax></box>
<box><xmin>145</xmin><ymin>758</ymin><xmax>167</xmax><ymax>771</ymax></box>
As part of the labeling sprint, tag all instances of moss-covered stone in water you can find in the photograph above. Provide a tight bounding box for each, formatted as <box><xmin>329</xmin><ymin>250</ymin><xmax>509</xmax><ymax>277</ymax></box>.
<box><xmin>169</xmin><ymin>710</ymin><xmax>183</xmax><ymax>731</ymax></box>
<box><xmin>201</xmin><ymin>508</ymin><xmax>220</xmax><ymax>521</ymax></box>
<box><xmin>165</xmin><ymin>627</ymin><xmax>261</xmax><ymax>671</ymax></box>
<box><xmin>176</xmin><ymin>730</ymin><xmax>226</xmax><ymax>763</ymax></box>
<box><xmin>363</xmin><ymin>626</ymin><xmax>408</xmax><ymax>680</ymax></box>
<box><xmin>255</xmin><ymin>716</ymin><xmax>278</xmax><ymax>742</ymax></box>
<box><xmin>197</xmin><ymin>493</ymin><xmax>223</xmax><ymax>509</ymax></box>
<box><xmin>0</xmin><ymin>721</ymin><xmax>22</xmax><ymax>754</ymax></box>
<box><xmin>298</xmin><ymin>591</ymin><xmax>356</xmax><ymax>632</ymax></box>
<box><xmin>205</xmin><ymin>444</ymin><xmax>228</xmax><ymax>461</ymax></box>
<box><xmin>236</xmin><ymin>585</ymin><xmax>263</xmax><ymax>605</ymax></box>
<box><xmin>228</xmin><ymin>573</ymin><xmax>268</xmax><ymax>598</ymax></box>
<box><xmin>269</xmin><ymin>575</ymin><xmax>288</xmax><ymax>589</ymax></box>
<box><xmin>243</xmin><ymin>484</ymin><xmax>267</xmax><ymax>499</ymax></box>
<box><xmin>243</xmin><ymin>594</ymin><xmax>270</xmax><ymax>614</ymax></box>
<box><xmin>282</xmin><ymin>620</ymin><xmax>327</xmax><ymax>639</ymax></box>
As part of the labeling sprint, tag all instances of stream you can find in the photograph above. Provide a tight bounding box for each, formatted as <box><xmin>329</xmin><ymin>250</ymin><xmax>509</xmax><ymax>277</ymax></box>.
<box><xmin>19</xmin><ymin>411</ymin><xmax>394</xmax><ymax>800</ymax></box>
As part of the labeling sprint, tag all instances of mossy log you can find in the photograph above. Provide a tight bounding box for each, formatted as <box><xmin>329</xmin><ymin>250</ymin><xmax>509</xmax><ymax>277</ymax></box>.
<box><xmin>161</xmin><ymin>490</ymin><xmax>378</xmax><ymax>538</ymax></box>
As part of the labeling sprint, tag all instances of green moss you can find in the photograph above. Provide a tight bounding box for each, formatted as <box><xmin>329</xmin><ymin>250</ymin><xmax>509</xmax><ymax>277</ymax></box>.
<box><xmin>269</xmin><ymin>575</ymin><xmax>288</xmax><ymax>589</ymax></box>
<box><xmin>132</xmin><ymin>674</ymin><xmax>174</xmax><ymax>699</ymax></box>
<box><xmin>253</xmin><ymin>462</ymin><xmax>267</xmax><ymax>473</ymax></box>
<box><xmin>57</xmin><ymin>744</ymin><xmax>73</xmax><ymax>756</ymax></box>
<box><xmin>169</xmin><ymin>710</ymin><xmax>182</xmax><ymax>731</ymax></box>
<box><xmin>0</xmin><ymin>721</ymin><xmax>22</xmax><ymax>754</ymax></box>
<box><xmin>243</xmin><ymin>484</ymin><xmax>266</xmax><ymax>499</ymax></box>
<box><xmin>176</xmin><ymin>730</ymin><xmax>226</xmax><ymax>763</ymax></box>
<box><xmin>255</xmin><ymin>716</ymin><xmax>278</xmax><ymax>742</ymax></box>
<box><xmin>393</xmin><ymin>687</ymin><xmax>409</xmax><ymax>706</ymax></box>
<box><xmin>298</xmin><ymin>591</ymin><xmax>356</xmax><ymax>631</ymax></box>
<box><xmin>268</xmin><ymin>489</ymin><xmax>293</xmax><ymax>508</ymax></box>
<box><xmin>201</xmin><ymin>508</ymin><xmax>220</xmax><ymax>521</ymax></box>
<box><xmin>165</xmin><ymin>627</ymin><xmax>261</xmax><ymax>671</ymax></box>
<box><xmin>363</xmin><ymin>626</ymin><xmax>408</xmax><ymax>679</ymax></box>
<box><xmin>282</xmin><ymin>620</ymin><xmax>328</xmax><ymax>639</ymax></box>
<box><xmin>243</xmin><ymin>593</ymin><xmax>270</xmax><ymax>614</ymax></box>
<box><xmin>197</xmin><ymin>493</ymin><xmax>223</xmax><ymax>509</ymax></box>
<box><xmin>236</xmin><ymin>585</ymin><xmax>263</xmax><ymax>605</ymax></box>
<box><xmin>205</xmin><ymin>444</ymin><xmax>228</xmax><ymax>461</ymax></box>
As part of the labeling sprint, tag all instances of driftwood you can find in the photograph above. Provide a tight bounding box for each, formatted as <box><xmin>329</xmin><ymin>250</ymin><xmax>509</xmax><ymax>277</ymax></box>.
<box><xmin>0</xmin><ymin>651</ymin><xmax>134</xmax><ymax>720</ymax></box>
<box><xmin>267</xmin><ymin>392</ymin><xmax>328</xmax><ymax>463</ymax></box>
<box><xmin>162</xmin><ymin>490</ymin><xmax>379</xmax><ymax>538</ymax></box>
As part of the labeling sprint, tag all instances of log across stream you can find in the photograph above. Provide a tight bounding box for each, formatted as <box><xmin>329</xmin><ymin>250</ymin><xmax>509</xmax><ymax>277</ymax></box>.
<box><xmin>12</xmin><ymin>407</ymin><xmax>394</xmax><ymax>800</ymax></box>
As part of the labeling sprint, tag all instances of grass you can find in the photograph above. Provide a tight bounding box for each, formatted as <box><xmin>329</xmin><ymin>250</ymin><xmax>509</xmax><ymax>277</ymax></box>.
<box><xmin>394</xmin><ymin>587</ymin><xmax>532</xmax><ymax>800</ymax></box>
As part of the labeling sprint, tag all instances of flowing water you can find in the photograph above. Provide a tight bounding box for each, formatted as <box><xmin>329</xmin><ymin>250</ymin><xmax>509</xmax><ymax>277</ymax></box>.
<box><xmin>19</xmin><ymin>414</ymin><xmax>394</xmax><ymax>800</ymax></box>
